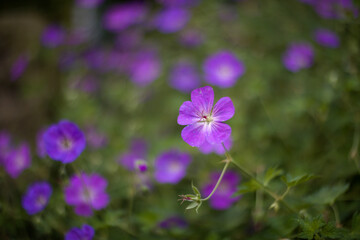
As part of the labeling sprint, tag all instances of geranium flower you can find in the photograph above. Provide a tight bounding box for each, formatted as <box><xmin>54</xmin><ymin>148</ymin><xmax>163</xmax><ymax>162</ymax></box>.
<box><xmin>4</xmin><ymin>143</ymin><xmax>31</xmax><ymax>178</ymax></box>
<box><xmin>314</xmin><ymin>28</ymin><xmax>340</xmax><ymax>48</ymax></box>
<box><xmin>43</xmin><ymin>120</ymin><xmax>86</xmax><ymax>164</ymax></box>
<box><xmin>22</xmin><ymin>182</ymin><xmax>52</xmax><ymax>215</ymax></box>
<box><xmin>64</xmin><ymin>173</ymin><xmax>109</xmax><ymax>217</ymax></box>
<box><xmin>177</xmin><ymin>86</ymin><xmax>235</xmax><ymax>147</ymax></box>
<box><xmin>169</xmin><ymin>61</ymin><xmax>201</xmax><ymax>93</ymax></box>
<box><xmin>282</xmin><ymin>42</ymin><xmax>314</xmax><ymax>72</ymax></box>
<box><xmin>198</xmin><ymin>136</ymin><xmax>232</xmax><ymax>155</ymax></box>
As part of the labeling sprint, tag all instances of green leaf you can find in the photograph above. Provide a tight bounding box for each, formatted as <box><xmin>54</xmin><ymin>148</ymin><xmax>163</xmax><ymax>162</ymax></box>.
<box><xmin>186</xmin><ymin>201</ymin><xmax>199</xmax><ymax>210</ymax></box>
<box><xmin>191</xmin><ymin>181</ymin><xmax>201</xmax><ymax>197</ymax></box>
<box><xmin>297</xmin><ymin>216</ymin><xmax>325</xmax><ymax>240</ymax></box>
<box><xmin>281</xmin><ymin>174</ymin><xmax>315</xmax><ymax>187</ymax></box>
<box><xmin>305</xmin><ymin>183</ymin><xmax>349</xmax><ymax>205</ymax></box>
<box><xmin>235</xmin><ymin>179</ymin><xmax>262</xmax><ymax>195</ymax></box>
<box><xmin>263</xmin><ymin>167</ymin><xmax>283</xmax><ymax>186</ymax></box>
<box><xmin>322</xmin><ymin>221</ymin><xmax>347</xmax><ymax>239</ymax></box>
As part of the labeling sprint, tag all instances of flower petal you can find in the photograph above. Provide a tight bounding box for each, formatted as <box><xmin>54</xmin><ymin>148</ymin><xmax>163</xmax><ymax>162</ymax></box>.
<box><xmin>212</xmin><ymin>97</ymin><xmax>235</xmax><ymax>122</ymax></box>
<box><xmin>177</xmin><ymin>101</ymin><xmax>199</xmax><ymax>125</ymax></box>
<box><xmin>206</xmin><ymin>122</ymin><xmax>231</xmax><ymax>144</ymax></box>
<box><xmin>191</xmin><ymin>86</ymin><xmax>214</xmax><ymax>115</ymax></box>
<box><xmin>181</xmin><ymin>122</ymin><xmax>206</xmax><ymax>147</ymax></box>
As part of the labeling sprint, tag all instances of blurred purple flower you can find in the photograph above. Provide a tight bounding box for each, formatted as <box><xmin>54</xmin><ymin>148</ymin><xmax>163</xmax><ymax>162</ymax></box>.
<box><xmin>179</xmin><ymin>29</ymin><xmax>204</xmax><ymax>47</ymax></box>
<box><xmin>0</xmin><ymin>131</ymin><xmax>11</xmax><ymax>165</ymax></box>
<box><xmin>202</xmin><ymin>171</ymin><xmax>241</xmax><ymax>210</ymax></box>
<box><xmin>65</xmin><ymin>224</ymin><xmax>95</xmax><ymax>240</ymax></box>
<box><xmin>154</xmin><ymin>149</ymin><xmax>192</xmax><ymax>184</ymax></box>
<box><xmin>282</xmin><ymin>42</ymin><xmax>314</xmax><ymax>72</ymax></box>
<box><xmin>36</xmin><ymin>129</ymin><xmax>47</xmax><ymax>158</ymax></box>
<box><xmin>76</xmin><ymin>0</ymin><xmax>103</xmax><ymax>8</ymax></box>
<box><xmin>4</xmin><ymin>143</ymin><xmax>31</xmax><ymax>178</ymax></box>
<box><xmin>83</xmin><ymin>48</ymin><xmax>106</xmax><ymax>71</ymax></box>
<box><xmin>203</xmin><ymin>51</ymin><xmax>245</xmax><ymax>88</ymax></box>
<box><xmin>199</xmin><ymin>136</ymin><xmax>232</xmax><ymax>155</ymax></box>
<box><xmin>41</xmin><ymin>25</ymin><xmax>65</xmax><ymax>48</ymax></box>
<box><xmin>177</xmin><ymin>86</ymin><xmax>235</xmax><ymax>147</ymax></box>
<box><xmin>169</xmin><ymin>61</ymin><xmax>201</xmax><ymax>93</ymax></box>
<box><xmin>313</xmin><ymin>0</ymin><xmax>358</xmax><ymax>19</ymax></box>
<box><xmin>103</xmin><ymin>3</ymin><xmax>147</xmax><ymax>32</ymax></box>
<box><xmin>10</xmin><ymin>55</ymin><xmax>29</xmax><ymax>81</ymax></box>
<box><xmin>154</xmin><ymin>8</ymin><xmax>190</xmax><ymax>33</ymax></box>
<box><xmin>22</xmin><ymin>181</ymin><xmax>52</xmax><ymax>215</ymax></box>
<box><xmin>43</xmin><ymin>120</ymin><xmax>86</xmax><ymax>164</ymax></box>
<box><xmin>158</xmin><ymin>216</ymin><xmax>188</xmax><ymax>229</ymax></box>
<box><xmin>128</xmin><ymin>50</ymin><xmax>161</xmax><ymax>86</ymax></box>
<box><xmin>157</xmin><ymin>0</ymin><xmax>200</xmax><ymax>7</ymax></box>
<box><xmin>115</xmin><ymin>30</ymin><xmax>143</xmax><ymax>50</ymax></box>
<box><xmin>314</xmin><ymin>28</ymin><xmax>340</xmax><ymax>48</ymax></box>
<box><xmin>64</xmin><ymin>173</ymin><xmax>109</xmax><ymax>217</ymax></box>
<box><xmin>118</xmin><ymin>138</ymin><xmax>148</xmax><ymax>172</ymax></box>
<box><xmin>85</xmin><ymin>125</ymin><xmax>107</xmax><ymax>149</ymax></box>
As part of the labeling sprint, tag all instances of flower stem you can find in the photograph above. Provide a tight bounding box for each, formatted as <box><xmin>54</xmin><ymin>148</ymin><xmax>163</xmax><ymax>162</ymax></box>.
<box><xmin>200</xmin><ymin>158</ymin><xmax>230</xmax><ymax>201</ymax></box>
<box><xmin>331</xmin><ymin>203</ymin><xmax>341</xmax><ymax>227</ymax></box>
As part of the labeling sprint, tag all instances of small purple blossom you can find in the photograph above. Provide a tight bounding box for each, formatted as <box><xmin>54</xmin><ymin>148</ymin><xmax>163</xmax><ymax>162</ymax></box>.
<box><xmin>118</xmin><ymin>138</ymin><xmax>147</xmax><ymax>171</ymax></box>
<box><xmin>41</xmin><ymin>25</ymin><xmax>65</xmax><ymax>48</ymax></box>
<box><xmin>43</xmin><ymin>120</ymin><xmax>86</xmax><ymax>164</ymax></box>
<box><xmin>4</xmin><ymin>143</ymin><xmax>31</xmax><ymax>178</ymax></box>
<box><xmin>154</xmin><ymin>149</ymin><xmax>192</xmax><ymax>184</ymax></box>
<box><xmin>203</xmin><ymin>51</ymin><xmax>245</xmax><ymax>88</ymax></box>
<box><xmin>10</xmin><ymin>55</ymin><xmax>29</xmax><ymax>81</ymax></box>
<box><xmin>22</xmin><ymin>182</ymin><xmax>52</xmax><ymax>215</ymax></box>
<box><xmin>202</xmin><ymin>171</ymin><xmax>241</xmax><ymax>210</ymax></box>
<box><xmin>36</xmin><ymin>129</ymin><xmax>47</xmax><ymax>158</ymax></box>
<box><xmin>282</xmin><ymin>42</ymin><xmax>314</xmax><ymax>72</ymax></box>
<box><xmin>177</xmin><ymin>86</ymin><xmax>235</xmax><ymax>147</ymax></box>
<box><xmin>76</xmin><ymin>0</ymin><xmax>103</xmax><ymax>8</ymax></box>
<box><xmin>169</xmin><ymin>61</ymin><xmax>201</xmax><ymax>93</ymax></box>
<box><xmin>312</xmin><ymin>0</ymin><xmax>358</xmax><ymax>19</ymax></box>
<box><xmin>158</xmin><ymin>216</ymin><xmax>188</xmax><ymax>229</ymax></box>
<box><xmin>199</xmin><ymin>136</ymin><xmax>232</xmax><ymax>155</ymax></box>
<box><xmin>128</xmin><ymin>50</ymin><xmax>161</xmax><ymax>87</ymax></box>
<box><xmin>103</xmin><ymin>3</ymin><xmax>147</xmax><ymax>32</ymax></box>
<box><xmin>154</xmin><ymin>8</ymin><xmax>190</xmax><ymax>33</ymax></box>
<box><xmin>83</xmin><ymin>48</ymin><xmax>106</xmax><ymax>71</ymax></box>
<box><xmin>64</xmin><ymin>173</ymin><xmax>109</xmax><ymax>217</ymax></box>
<box><xmin>65</xmin><ymin>224</ymin><xmax>95</xmax><ymax>240</ymax></box>
<box><xmin>314</xmin><ymin>28</ymin><xmax>340</xmax><ymax>48</ymax></box>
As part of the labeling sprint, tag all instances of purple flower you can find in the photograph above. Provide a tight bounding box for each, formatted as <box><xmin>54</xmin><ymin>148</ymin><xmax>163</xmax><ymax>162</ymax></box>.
<box><xmin>36</xmin><ymin>129</ymin><xmax>47</xmax><ymax>158</ymax></box>
<box><xmin>128</xmin><ymin>50</ymin><xmax>161</xmax><ymax>86</ymax></box>
<box><xmin>103</xmin><ymin>3</ymin><xmax>147</xmax><ymax>32</ymax></box>
<box><xmin>202</xmin><ymin>171</ymin><xmax>241</xmax><ymax>210</ymax></box>
<box><xmin>158</xmin><ymin>216</ymin><xmax>188</xmax><ymax>229</ymax></box>
<box><xmin>282</xmin><ymin>42</ymin><xmax>314</xmax><ymax>72</ymax></box>
<box><xmin>169</xmin><ymin>61</ymin><xmax>201</xmax><ymax>93</ymax></box>
<box><xmin>177</xmin><ymin>86</ymin><xmax>235</xmax><ymax>147</ymax></box>
<box><xmin>22</xmin><ymin>182</ymin><xmax>52</xmax><ymax>215</ymax></box>
<box><xmin>10</xmin><ymin>55</ymin><xmax>29</xmax><ymax>81</ymax></box>
<box><xmin>64</xmin><ymin>173</ymin><xmax>109</xmax><ymax>217</ymax></box>
<box><xmin>4</xmin><ymin>143</ymin><xmax>31</xmax><ymax>178</ymax></box>
<box><xmin>203</xmin><ymin>51</ymin><xmax>245</xmax><ymax>88</ymax></box>
<box><xmin>0</xmin><ymin>131</ymin><xmax>11</xmax><ymax>165</ymax></box>
<box><xmin>115</xmin><ymin>30</ymin><xmax>143</xmax><ymax>50</ymax></box>
<box><xmin>199</xmin><ymin>136</ymin><xmax>232</xmax><ymax>155</ymax></box>
<box><xmin>313</xmin><ymin>0</ymin><xmax>358</xmax><ymax>19</ymax></box>
<box><xmin>76</xmin><ymin>0</ymin><xmax>103</xmax><ymax>8</ymax></box>
<box><xmin>154</xmin><ymin>8</ymin><xmax>190</xmax><ymax>33</ymax></box>
<box><xmin>65</xmin><ymin>224</ymin><xmax>95</xmax><ymax>240</ymax></box>
<box><xmin>43</xmin><ymin>120</ymin><xmax>86</xmax><ymax>164</ymax></box>
<box><xmin>178</xmin><ymin>29</ymin><xmax>205</xmax><ymax>47</ymax></box>
<box><xmin>314</xmin><ymin>28</ymin><xmax>340</xmax><ymax>48</ymax></box>
<box><xmin>41</xmin><ymin>25</ymin><xmax>65</xmax><ymax>48</ymax></box>
<box><xmin>84</xmin><ymin>125</ymin><xmax>107</xmax><ymax>149</ymax></box>
<box><xmin>118</xmin><ymin>138</ymin><xmax>147</xmax><ymax>172</ymax></box>
<box><xmin>154</xmin><ymin>149</ymin><xmax>192</xmax><ymax>184</ymax></box>
<box><xmin>83</xmin><ymin>48</ymin><xmax>106</xmax><ymax>71</ymax></box>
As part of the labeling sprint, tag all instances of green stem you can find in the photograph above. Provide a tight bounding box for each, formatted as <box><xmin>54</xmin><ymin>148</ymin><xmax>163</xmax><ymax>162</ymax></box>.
<box><xmin>201</xmin><ymin>159</ymin><xmax>230</xmax><ymax>201</ymax></box>
<box><xmin>330</xmin><ymin>203</ymin><xmax>341</xmax><ymax>227</ymax></box>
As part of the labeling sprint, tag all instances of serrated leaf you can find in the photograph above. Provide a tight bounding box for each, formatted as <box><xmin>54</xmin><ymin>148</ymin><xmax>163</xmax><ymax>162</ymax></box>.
<box><xmin>322</xmin><ymin>221</ymin><xmax>347</xmax><ymax>239</ymax></box>
<box><xmin>297</xmin><ymin>216</ymin><xmax>325</xmax><ymax>240</ymax></box>
<box><xmin>235</xmin><ymin>179</ymin><xmax>262</xmax><ymax>195</ymax></box>
<box><xmin>186</xmin><ymin>201</ymin><xmax>199</xmax><ymax>210</ymax></box>
<box><xmin>281</xmin><ymin>174</ymin><xmax>315</xmax><ymax>187</ymax></box>
<box><xmin>264</xmin><ymin>167</ymin><xmax>283</xmax><ymax>186</ymax></box>
<box><xmin>305</xmin><ymin>183</ymin><xmax>349</xmax><ymax>205</ymax></box>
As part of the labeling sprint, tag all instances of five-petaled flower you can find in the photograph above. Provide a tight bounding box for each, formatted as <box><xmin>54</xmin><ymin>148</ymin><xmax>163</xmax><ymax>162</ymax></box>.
<box><xmin>177</xmin><ymin>86</ymin><xmax>235</xmax><ymax>147</ymax></box>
